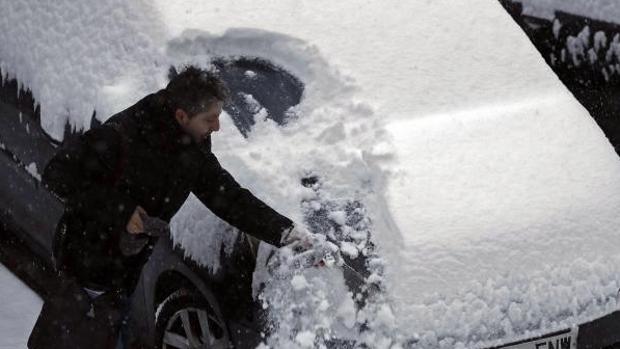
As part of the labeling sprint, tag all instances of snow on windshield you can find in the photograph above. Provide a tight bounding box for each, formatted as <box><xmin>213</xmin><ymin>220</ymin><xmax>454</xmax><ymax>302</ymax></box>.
<box><xmin>2</xmin><ymin>0</ymin><xmax>620</xmax><ymax>348</ymax></box>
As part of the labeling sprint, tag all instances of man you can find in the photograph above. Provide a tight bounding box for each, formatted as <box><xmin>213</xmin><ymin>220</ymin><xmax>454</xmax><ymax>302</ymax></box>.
<box><xmin>28</xmin><ymin>65</ymin><xmax>312</xmax><ymax>348</ymax></box>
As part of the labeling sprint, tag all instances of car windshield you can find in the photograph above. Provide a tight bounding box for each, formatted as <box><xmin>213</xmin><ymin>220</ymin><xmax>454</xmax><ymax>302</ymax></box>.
<box><xmin>212</xmin><ymin>57</ymin><xmax>304</xmax><ymax>137</ymax></box>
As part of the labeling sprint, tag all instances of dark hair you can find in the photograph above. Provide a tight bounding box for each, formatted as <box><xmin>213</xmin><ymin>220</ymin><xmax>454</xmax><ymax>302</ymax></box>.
<box><xmin>166</xmin><ymin>65</ymin><xmax>229</xmax><ymax>116</ymax></box>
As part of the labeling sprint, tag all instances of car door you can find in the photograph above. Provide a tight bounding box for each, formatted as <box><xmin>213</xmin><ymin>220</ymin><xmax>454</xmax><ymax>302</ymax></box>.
<box><xmin>0</xmin><ymin>73</ymin><xmax>64</xmax><ymax>262</ymax></box>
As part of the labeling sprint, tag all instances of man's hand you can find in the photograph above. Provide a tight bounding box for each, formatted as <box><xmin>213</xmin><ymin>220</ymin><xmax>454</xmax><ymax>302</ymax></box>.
<box><xmin>275</xmin><ymin>224</ymin><xmax>343</xmax><ymax>269</ymax></box>
<box><xmin>280</xmin><ymin>224</ymin><xmax>316</xmax><ymax>252</ymax></box>
<box><xmin>126</xmin><ymin>205</ymin><xmax>147</xmax><ymax>234</ymax></box>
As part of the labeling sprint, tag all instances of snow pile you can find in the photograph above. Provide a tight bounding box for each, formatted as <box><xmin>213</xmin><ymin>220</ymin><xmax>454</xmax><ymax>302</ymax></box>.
<box><xmin>255</xmin><ymin>259</ymin><xmax>359</xmax><ymax>348</ymax></box>
<box><xmin>406</xmin><ymin>255</ymin><xmax>620</xmax><ymax>348</ymax></box>
<box><xmin>0</xmin><ymin>0</ymin><xmax>168</xmax><ymax>140</ymax></box>
<box><xmin>2</xmin><ymin>0</ymin><xmax>620</xmax><ymax>348</ymax></box>
<box><xmin>255</xmin><ymin>259</ymin><xmax>403</xmax><ymax>348</ymax></box>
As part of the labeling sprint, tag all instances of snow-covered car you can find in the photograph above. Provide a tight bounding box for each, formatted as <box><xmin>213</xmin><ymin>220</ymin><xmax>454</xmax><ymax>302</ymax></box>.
<box><xmin>2</xmin><ymin>0</ymin><xmax>620</xmax><ymax>348</ymax></box>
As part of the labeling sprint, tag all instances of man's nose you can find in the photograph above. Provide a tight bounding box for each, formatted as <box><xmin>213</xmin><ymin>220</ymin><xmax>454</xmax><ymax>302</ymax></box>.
<box><xmin>212</xmin><ymin>119</ymin><xmax>220</xmax><ymax>132</ymax></box>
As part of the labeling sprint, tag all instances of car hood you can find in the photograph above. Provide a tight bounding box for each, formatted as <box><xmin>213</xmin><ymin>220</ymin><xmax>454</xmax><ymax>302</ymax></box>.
<box><xmin>378</xmin><ymin>92</ymin><xmax>620</xmax><ymax>344</ymax></box>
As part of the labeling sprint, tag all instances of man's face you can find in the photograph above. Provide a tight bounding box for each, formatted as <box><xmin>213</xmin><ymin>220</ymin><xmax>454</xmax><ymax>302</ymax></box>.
<box><xmin>174</xmin><ymin>101</ymin><xmax>223</xmax><ymax>144</ymax></box>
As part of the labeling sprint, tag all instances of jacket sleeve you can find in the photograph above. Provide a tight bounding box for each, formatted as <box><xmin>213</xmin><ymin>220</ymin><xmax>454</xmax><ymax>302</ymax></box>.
<box><xmin>194</xmin><ymin>152</ymin><xmax>293</xmax><ymax>247</ymax></box>
<box><xmin>42</xmin><ymin>125</ymin><xmax>137</xmax><ymax>232</ymax></box>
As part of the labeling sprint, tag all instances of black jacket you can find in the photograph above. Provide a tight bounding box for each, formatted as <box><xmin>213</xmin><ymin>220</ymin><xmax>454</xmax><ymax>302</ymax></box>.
<box><xmin>42</xmin><ymin>89</ymin><xmax>293</xmax><ymax>290</ymax></box>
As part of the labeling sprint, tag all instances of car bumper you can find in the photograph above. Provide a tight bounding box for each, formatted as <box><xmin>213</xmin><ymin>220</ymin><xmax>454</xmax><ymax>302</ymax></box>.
<box><xmin>489</xmin><ymin>310</ymin><xmax>620</xmax><ymax>349</ymax></box>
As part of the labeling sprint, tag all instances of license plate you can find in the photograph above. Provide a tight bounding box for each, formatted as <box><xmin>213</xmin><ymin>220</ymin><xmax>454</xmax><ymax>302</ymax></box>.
<box><xmin>497</xmin><ymin>327</ymin><xmax>578</xmax><ymax>349</ymax></box>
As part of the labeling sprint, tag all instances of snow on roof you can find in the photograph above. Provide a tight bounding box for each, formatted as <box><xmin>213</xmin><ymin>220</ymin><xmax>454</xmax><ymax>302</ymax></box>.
<box><xmin>0</xmin><ymin>0</ymin><xmax>168</xmax><ymax>140</ymax></box>
<box><xmin>2</xmin><ymin>0</ymin><xmax>620</xmax><ymax>347</ymax></box>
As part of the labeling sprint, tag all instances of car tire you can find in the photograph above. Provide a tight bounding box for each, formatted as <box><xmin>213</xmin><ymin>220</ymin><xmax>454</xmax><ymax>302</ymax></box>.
<box><xmin>155</xmin><ymin>288</ymin><xmax>231</xmax><ymax>349</ymax></box>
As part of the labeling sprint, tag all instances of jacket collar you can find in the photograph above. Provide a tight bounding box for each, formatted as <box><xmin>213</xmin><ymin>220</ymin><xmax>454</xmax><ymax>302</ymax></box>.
<box><xmin>132</xmin><ymin>89</ymin><xmax>214</xmax><ymax>155</ymax></box>
<box><xmin>135</xmin><ymin>90</ymin><xmax>193</xmax><ymax>152</ymax></box>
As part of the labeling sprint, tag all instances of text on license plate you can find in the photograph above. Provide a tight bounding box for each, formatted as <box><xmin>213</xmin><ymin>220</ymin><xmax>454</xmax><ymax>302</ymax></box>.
<box><xmin>499</xmin><ymin>328</ymin><xmax>578</xmax><ymax>349</ymax></box>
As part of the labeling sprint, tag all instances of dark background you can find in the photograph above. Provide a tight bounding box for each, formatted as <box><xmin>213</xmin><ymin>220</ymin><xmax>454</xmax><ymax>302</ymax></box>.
<box><xmin>500</xmin><ymin>0</ymin><xmax>620</xmax><ymax>157</ymax></box>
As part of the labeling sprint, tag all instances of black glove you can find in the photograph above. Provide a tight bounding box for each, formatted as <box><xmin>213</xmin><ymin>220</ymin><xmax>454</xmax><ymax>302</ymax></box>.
<box><xmin>119</xmin><ymin>213</ymin><xmax>170</xmax><ymax>256</ymax></box>
<box><xmin>139</xmin><ymin>212</ymin><xmax>170</xmax><ymax>237</ymax></box>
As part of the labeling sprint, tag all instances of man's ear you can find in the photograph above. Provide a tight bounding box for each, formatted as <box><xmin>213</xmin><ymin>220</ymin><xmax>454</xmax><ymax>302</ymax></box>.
<box><xmin>174</xmin><ymin>109</ymin><xmax>188</xmax><ymax>125</ymax></box>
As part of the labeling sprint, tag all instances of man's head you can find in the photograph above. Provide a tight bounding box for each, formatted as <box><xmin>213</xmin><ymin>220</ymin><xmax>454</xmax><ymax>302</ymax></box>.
<box><xmin>166</xmin><ymin>65</ymin><xmax>229</xmax><ymax>144</ymax></box>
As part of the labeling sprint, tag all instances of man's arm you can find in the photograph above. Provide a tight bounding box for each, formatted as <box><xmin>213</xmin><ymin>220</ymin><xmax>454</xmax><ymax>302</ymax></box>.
<box><xmin>194</xmin><ymin>152</ymin><xmax>293</xmax><ymax>247</ymax></box>
<box><xmin>42</xmin><ymin>125</ymin><xmax>137</xmax><ymax>232</ymax></box>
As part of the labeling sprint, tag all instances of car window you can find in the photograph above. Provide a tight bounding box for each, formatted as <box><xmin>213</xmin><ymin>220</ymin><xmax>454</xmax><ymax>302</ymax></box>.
<box><xmin>209</xmin><ymin>57</ymin><xmax>304</xmax><ymax>137</ymax></box>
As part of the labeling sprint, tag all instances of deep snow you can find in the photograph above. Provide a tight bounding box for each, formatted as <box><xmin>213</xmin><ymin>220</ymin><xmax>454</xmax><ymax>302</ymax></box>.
<box><xmin>1</xmin><ymin>0</ymin><xmax>620</xmax><ymax>348</ymax></box>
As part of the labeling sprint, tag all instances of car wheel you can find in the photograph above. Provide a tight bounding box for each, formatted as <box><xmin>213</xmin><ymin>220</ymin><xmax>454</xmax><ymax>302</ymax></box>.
<box><xmin>155</xmin><ymin>289</ymin><xmax>231</xmax><ymax>349</ymax></box>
